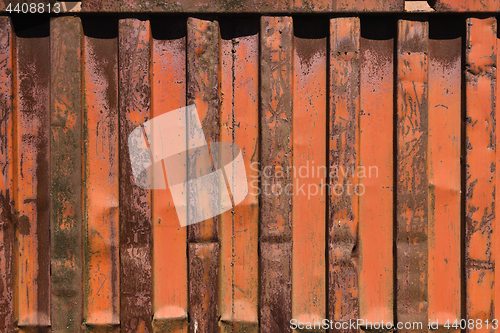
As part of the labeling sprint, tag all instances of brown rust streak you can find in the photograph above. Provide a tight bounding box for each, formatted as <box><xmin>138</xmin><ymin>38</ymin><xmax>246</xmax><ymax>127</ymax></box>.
<box><xmin>186</xmin><ymin>17</ymin><xmax>220</xmax><ymax>333</ymax></box>
<box><xmin>14</xmin><ymin>17</ymin><xmax>51</xmax><ymax>329</ymax></box>
<box><xmin>328</xmin><ymin>17</ymin><xmax>360</xmax><ymax>332</ymax></box>
<box><xmin>188</xmin><ymin>243</ymin><xmax>219</xmax><ymax>333</ymax></box>
<box><xmin>396</xmin><ymin>19</ymin><xmax>429</xmax><ymax>329</ymax></box>
<box><xmin>119</xmin><ymin>18</ymin><xmax>153</xmax><ymax>333</ymax></box>
<box><xmin>50</xmin><ymin>16</ymin><xmax>83</xmax><ymax>333</ymax></box>
<box><xmin>259</xmin><ymin>16</ymin><xmax>293</xmax><ymax>333</ymax></box>
<box><xmin>187</xmin><ymin>17</ymin><xmax>220</xmax><ymax>242</ymax></box>
<box><xmin>0</xmin><ymin>16</ymin><xmax>15</xmax><ymax>333</ymax></box>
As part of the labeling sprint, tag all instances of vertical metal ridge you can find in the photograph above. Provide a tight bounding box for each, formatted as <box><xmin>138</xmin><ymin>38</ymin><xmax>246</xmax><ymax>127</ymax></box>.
<box><xmin>150</xmin><ymin>17</ymin><xmax>188</xmax><ymax>333</ymax></box>
<box><xmin>119</xmin><ymin>17</ymin><xmax>153</xmax><ymax>333</ymax></box>
<box><xmin>0</xmin><ymin>15</ymin><xmax>15</xmax><ymax>333</ymax></box>
<box><xmin>328</xmin><ymin>16</ymin><xmax>361</xmax><ymax>331</ymax></box>
<box><xmin>396</xmin><ymin>18</ymin><xmax>429</xmax><ymax>329</ymax></box>
<box><xmin>427</xmin><ymin>17</ymin><xmax>461</xmax><ymax>329</ymax></box>
<box><xmin>82</xmin><ymin>17</ymin><xmax>120</xmax><ymax>329</ymax></box>
<box><xmin>291</xmin><ymin>16</ymin><xmax>328</xmax><ymax>328</ymax></box>
<box><xmin>13</xmin><ymin>16</ymin><xmax>51</xmax><ymax>330</ymax></box>
<box><xmin>259</xmin><ymin>15</ymin><xmax>293</xmax><ymax>333</ymax></box>
<box><xmin>465</xmin><ymin>16</ymin><xmax>496</xmax><ymax>328</ymax></box>
<box><xmin>219</xmin><ymin>17</ymin><xmax>259</xmax><ymax>333</ymax></box>
<box><xmin>50</xmin><ymin>15</ymin><xmax>84</xmax><ymax>333</ymax></box>
<box><xmin>186</xmin><ymin>16</ymin><xmax>220</xmax><ymax>333</ymax></box>
<box><xmin>358</xmin><ymin>16</ymin><xmax>394</xmax><ymax>327</ymax></box>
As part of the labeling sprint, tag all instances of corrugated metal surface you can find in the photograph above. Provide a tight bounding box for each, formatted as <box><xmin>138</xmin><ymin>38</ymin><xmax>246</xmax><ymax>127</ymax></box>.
<box><xmin>0</xmin><ymin>9</ymin><xmax>499</xmax><ymax>333</ymax></box>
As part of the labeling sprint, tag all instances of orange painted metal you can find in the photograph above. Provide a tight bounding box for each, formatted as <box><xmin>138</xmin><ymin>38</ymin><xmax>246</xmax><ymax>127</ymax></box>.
<box><xmin>119</xmin><ymin>18</ymin><xmax>153</xmax><ymax>333</ymax></box>
<box><xmin>0</xmin><ymin>15</ymin><xmax>15</xmax><ymax>333</ymax></box>
<box><xmin>219</xmin><ymin>19</ymin><xmax>259</xmax><ymax>333</ymax></box>
<box><xmin>14</xmin><ymin>18</ymin><xmax>51</xmax><ymax>331</ymax></box>
<box><xmin>465</xmin><ymin>17</ymin><xmax>496</xmax><ymax>329</ymax></box>
<box><xmin>292</xmin><ymin>18</ymin><xmax>327</xmax><ymax>328</ymax></box>
<box><xmin>50</xmin><ymin>16</ymin><xmax>83</xmax><ymax>333</ymax></box>
<box><xmin>428</xmin><ymin>18</ymin><xmax>461</xmax><ymax>328</ymax></box>
<box><xmin>83</xmin><ymin>18</ymin><xmax>120</xmax><ymax>330</ymax></box>
<box><xmin>328</xmin><ymin>17</ymin><xmax>360</xmax><ymax>329</ymax></box>
<box><xmin>150</xmin><ymin>18</ymin><xmax>188</xmax><ymax>333</ymax></box>
<box><xmin>358</xmin><ymin>18</ymin><xmax>394</xmax><ymax>326</ymax></box>
<box><xmin>259</xmin><ymin>16</ymin><xmax>293</xmax><ymax>333</ymax></box>
<box><xmin>396</xmin><ymin>19</ymin><xmax>429</xmax><ymax>329</ymax></box>
<box><xmin>186</xmin><ymin>17</ymin><xmax>220</xmax><ymax>333</ymax></box>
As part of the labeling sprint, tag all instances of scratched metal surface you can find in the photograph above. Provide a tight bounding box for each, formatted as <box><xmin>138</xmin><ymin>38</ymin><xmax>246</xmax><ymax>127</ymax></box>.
<box><xmin>0</xmin><ymin>11</ymin><xmax>498</xmax><ymax>333</ymax></box>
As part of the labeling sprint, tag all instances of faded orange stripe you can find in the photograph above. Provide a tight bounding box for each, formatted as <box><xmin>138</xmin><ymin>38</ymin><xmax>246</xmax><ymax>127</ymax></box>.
<box><xmin>219</xmin><ymin>19</ymin><xmax>259</xmax><ymax>332</ymax></box>
<box><xmin>396</xmin><ymin>19</ymin><xmax>429</xmax><ymax>329</ymax></box>
<box><xmin>83</xmin><ymin>18</ymin><xmax>120</xmax><ymax>328</ymax></box>
<box><xmin>151</xmin><ymin>18</ymin><xmax>188</xmax><ymax>333</ymax></box>
<box><xmin>465</xmin><ymin>17</ymin><xmax>496</xmax><ymax>330</ymax></box>
<box><xmin>292</xmin><ymin>19</ymin><xmax>327</xmax><ymax>326</ymax></box>
<box><xmin>359</xmin><ymin>21</ymin><xmax>394</xmax><ymax>325</ymax></box>
<box><xmin>428</xmin><ymin>19</ymin><xmax>461</xmax><ymax>328</ymax></box>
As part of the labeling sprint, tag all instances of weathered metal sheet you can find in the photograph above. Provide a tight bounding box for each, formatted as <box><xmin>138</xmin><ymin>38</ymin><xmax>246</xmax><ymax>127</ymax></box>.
<box><xmin>328</xmin><ymin>17</ymin><xmax>360</xmax><ymax>330</ymax></box>
<box><xmin>428</xmin><ymin>18</ymin><xmax>461</xmax><ymax>329</ymax></box>
<box><xmin>50</xmin><ymin>15</ymin><xmax>83</xmax><ymax>333</ymax></box>
<box><xmin>465</xmin><ymin>16</ymin><xmax>496</xmax><ymax>329</ymax></box>
<box><xmin>78</xmin><ymin>0</ymin><xmax>403</xmax><ymax>13</ymax></box>
<box><xmin>150</xmin><ymin>18</ymin><xmax>188</xmax><ymax>333</ymax></box>
<box><xmin>0</xmin><ymin>15</ymin><xmax>15</xmax><ymax>333</ymax></box>
<box><xmin>83</xmin><ymin>17</ymin><xmax>120</xmax><ymax>331</ymax></box>
<box><xmin>14</xmin><ymin>17</ymin><xmax>51</xmax><ymax>331</ymax></box>
<box><xmin>4</xmin><ymin>12</ymin><xmax>500</xmax><ymax>333</ymax></box>
<box><xmin>292</xmin><ymin>17</ymin><xmax>327</xmax><ymax>329</ymax></box>
<box><xmin>259</xmin><ymin>16</ymin><xmax>293</xmax><ymax>333</ymax></box>
<box><xmin>119</xmin><ymin>18</ymin><xmax>153</xmax><ymax>333</ymax></box>
<box><xmin>396</xmin><ymin>19</ymin><xmax>429</xmax><ymax>329</ymax></box>
<box><xmin>219</xmin><ymin>18</ymin><xmax>259</xmax><ymax>333</ymax></box>
<box><xmin>358</xmin><ymin>17</ymin><xmax>394</xmax><ymax>326</ymax></box>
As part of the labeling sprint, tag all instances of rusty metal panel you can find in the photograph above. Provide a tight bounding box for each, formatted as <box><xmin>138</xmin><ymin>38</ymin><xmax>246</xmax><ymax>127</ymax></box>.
<box><xmin>78</xmin><ymin>0</ymin><xmax>403</xmax><ymax>13</ymax></box>
<box><xmin>3</xmin><ymin>11</ymin><xmax>500</xmax><ymax>333</ymax></box>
